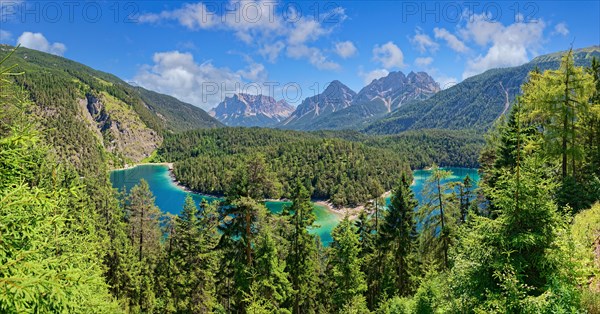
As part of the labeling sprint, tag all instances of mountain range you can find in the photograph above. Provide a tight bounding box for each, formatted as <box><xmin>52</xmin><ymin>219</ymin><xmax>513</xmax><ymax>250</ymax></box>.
<box><xmin>211</xmin><ymin>71</ymin><xmax>440</xmax><ymax>130</ymax></box>
<box><xmin>3</xmin><ymin>44</ymin><xmax>599</xmax><ymax>171</ymax></box>
<box><xmin>365</xmin><ymin>46</ymin><xmax>600</xmax><ymax>134</ymax></box>
<box><xmin>209</xmin><ymin>93</ymin><xmax>294</xmax><ymax>127</ymax></box>
<box><xmin>210</xmin><ymin>46</ymin><xmax>599</xmax><ymax>132</ymax></box>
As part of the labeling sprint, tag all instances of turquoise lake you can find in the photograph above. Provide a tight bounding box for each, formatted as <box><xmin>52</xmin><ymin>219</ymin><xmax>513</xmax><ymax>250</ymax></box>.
<box><xmin>110</xmin><ymin>165</ymin><xmax>479</xmax><ymax>245</ymax></box>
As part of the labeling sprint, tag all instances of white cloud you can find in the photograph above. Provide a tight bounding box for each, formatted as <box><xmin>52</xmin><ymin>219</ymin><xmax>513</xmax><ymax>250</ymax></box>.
<box><xmin>334</xmin><ymin>41</ymin><xmax>357</xmax><ymax>59</ymax></box>
<box><xmin>460</xmin><ymin>13</ymin><xmax>546</xmax><ymax>79</ymax></box>
<box><xmin>287</xmin><ymin>17</ymin><xmax>331</xmax><ymax>45</ymax></box>
<box><xmin>17</xmin><ymin>32</ymin><xmax>66</xmax><ymax>56</ymax></box>
<box><xmin>286</xmin><ymin>45</ymin><xmax>340</xmax><ymax>70</ymax></box>
<box><xmin>138</xmin><ymin>2</ymin><xmax>218</xmax><ymax>30</ymax></box>
<box><xmin>435</xmin><ymin>75</ymin><xmax>458</xmax><ymax>90</ymax></box>
<box><xmin>415</xmin><ymin>57</ymin><xmax>433</xmax><ymax>67</ymax></box>
<box><xmin>0</xmin><ymin>30</ymin><xmax>12</xmax><ymax>42</ymax></box>
<box><xmin>410</xmin><ymin>30</ymin><xmax>439</xmax><ymax>53</ymax></box>
<box><xmin>554</xmin><ymin>22</ymin><xmax>569</xmax><ymax>36</ymax></box>
<box><xmin>133</xmin><ymin>50</ymin><xmax>268</xmax><ymax>110</ymax></box>
<box><xmin>372</xmin><ymin>41</ymin><xmax>404</xmax><ymax>69</ymax></box>
<box><xmin>458</xmin><ymin>13</ymin><xmax>504</xmax><ymax>46</ymax></box>
<box><xmin>139</xmin><ymin>0</ymin><xmax>347</xmax><ymax>70</ymax></box>
<box><xmin>433</xmin><ymin>27</ymin><xmax>468</xmax><ymax>53</ymax></box>
<box><xmin>359</xmin><ymin>68</ymin><xmax>389</xmax><ymax>85</ymax></box>
<box><xmin>259</xmin><ymin>41</ymin><xmax>285</xmax><ymax>63</ymax></box>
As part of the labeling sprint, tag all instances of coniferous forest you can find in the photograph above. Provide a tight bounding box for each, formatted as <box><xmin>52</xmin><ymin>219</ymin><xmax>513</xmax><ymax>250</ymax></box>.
<box><xmin>2</xmin><ymin>43</ymin><xmax>600</xmax><ymax>314</ymax></box>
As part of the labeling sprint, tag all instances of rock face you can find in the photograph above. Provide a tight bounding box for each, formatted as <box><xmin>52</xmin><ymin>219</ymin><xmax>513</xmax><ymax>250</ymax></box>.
<box><xmin>280</xmin><ymin>80</ymin><xmax>356</xmax><ymax>130</ymax></box>
<box><xmin>281</xmin><ymin>72</ymin><xmax>440</xmax><ymax>130</ymax></box>
<box><xmin>209</xmin><ymin>93</ymin><xmax>295</xmax><ymax>127</ymax></box>
<box><xmin>352</xmin><ymin>71</ymin><xmax>440</xmax><ymax>113</ymax></box>
<box><xmin>80</xmin><ymin>92</ymin><xmax>161</xmax><ymax>163</ymax></box>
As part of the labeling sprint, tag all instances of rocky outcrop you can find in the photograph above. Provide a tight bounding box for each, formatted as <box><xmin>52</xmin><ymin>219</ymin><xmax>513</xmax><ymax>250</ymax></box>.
<box><xmin>209</xmin><ymin>93</ymin><xmax>295</xmax><ymax>127</ymax></box>
<box><xmin>80</xmin><ymin>92</ymin><xmax>161</xmax><ymax>163</ymax></box>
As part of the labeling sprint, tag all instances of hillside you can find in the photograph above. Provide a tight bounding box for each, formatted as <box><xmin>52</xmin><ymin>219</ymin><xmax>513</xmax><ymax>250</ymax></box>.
<box><xmin>0</xmin><ymin>45</ymin><xmax>221</xmax><ymax>172</ymax></box>
<box><xmin>365</xmin><ymin>46</ymin><xmax>600</xmax><ymax>134</ymax></box>
<box><xmin>280</xmin><ymin>80</ymin><xmax>357</xmax><ymax>130</ymax></box>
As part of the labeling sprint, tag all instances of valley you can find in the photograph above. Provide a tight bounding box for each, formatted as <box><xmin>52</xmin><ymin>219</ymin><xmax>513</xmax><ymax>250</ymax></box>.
<box><xmin>1</xmin><ymin>3</ymin><xmax>599</xmax><ymax>312</ymax></box>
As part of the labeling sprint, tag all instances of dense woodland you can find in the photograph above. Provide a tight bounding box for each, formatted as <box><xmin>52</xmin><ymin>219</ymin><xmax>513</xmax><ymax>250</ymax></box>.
<box><xmin>155</xmin><ymin>128</ymin><xmax>482</xmax><ymax>207</ymax></box>
<box><xmin>1</xmin><ymin>48</ymin><xmax>600</xmax><ymax>314</ymax></box>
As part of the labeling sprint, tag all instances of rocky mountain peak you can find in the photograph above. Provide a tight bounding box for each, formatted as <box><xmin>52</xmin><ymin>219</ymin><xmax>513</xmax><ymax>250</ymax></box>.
<box><xmin>209</xmin><ymin>93</ymin><xmax>295</xmax><ymax>127</ymax></box>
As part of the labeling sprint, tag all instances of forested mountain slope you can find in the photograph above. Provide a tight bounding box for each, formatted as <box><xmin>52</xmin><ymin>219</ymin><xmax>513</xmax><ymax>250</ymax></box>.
<box><xmin>366</xmin><ymin>46</ymin><xmax>600</xmax><ymax>134</ymax></box>
<box><xmin>0</xmin><ymin>45</ymin><xmax>221</xmax><ymax>173</ymax></box>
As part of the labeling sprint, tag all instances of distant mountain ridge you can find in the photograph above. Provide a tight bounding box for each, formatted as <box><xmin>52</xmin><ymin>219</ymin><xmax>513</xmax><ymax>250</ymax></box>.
<box><xmin>280</xmin><ymin>71</ymin><xmax>440</xmax><ymax>130</ymax></box>
<box><xmin>210</xmin><ymin>93</ymin><xmax>295</xmax><ymax>127</ymax></box>
<box><xmin>280</xmin><ymin>80</ymin><xmax>356</xmax><ymax>130</ymax></box>
<box><xmin>365</xmin><ymin>46</ymin><xmax>600</xmax><ymax>134</ymax></box>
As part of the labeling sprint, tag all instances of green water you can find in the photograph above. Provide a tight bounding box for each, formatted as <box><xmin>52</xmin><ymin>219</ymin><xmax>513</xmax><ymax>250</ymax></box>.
<box><xmin>110</xmin><ymin>165</ymin><xmax>479</xmax><ymax>245</ymax></box>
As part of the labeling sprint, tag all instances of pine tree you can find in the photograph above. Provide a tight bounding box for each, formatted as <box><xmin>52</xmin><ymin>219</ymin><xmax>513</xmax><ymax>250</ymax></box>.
<box><xmin>0</xmin><ymin>53</ymin><xmax>120</xmax><ymax>312</ymax></box>
<box><xmin>126</xmin><ymin>179</ymin><xmax>163</xmax><ymax>312</ymax></box>
<box><xmin>330</xmin><ymin>215</ymin><xmax>367</xmax><ymax>311</ymax></box>
<box><xmin>284</xmin><ymin>181</ymin><xmax>320</xmax><ymax>314</ymax></box>
<box><xmin>166</xmin><ymin>196</ymin><xmax>219</xmax><ymax>312</ymax></box>
<box><xmin>458</xmin><ymin>175</ymin><xmax>474</xmax><ymax>223</ymax></box>
<box><xmin>417</xmin><ymin>164</ymin><xmax>455</xmax><ymax>269</ymax></box>
<box><xmin>379</xmin><ymin>173</ymin><xmax>419</xmax><ymax>297</ymax></box>
<box><xmin>253</xmin><ymin>223</ymin><xmax>292</xmax><ymax>311</ymax></box>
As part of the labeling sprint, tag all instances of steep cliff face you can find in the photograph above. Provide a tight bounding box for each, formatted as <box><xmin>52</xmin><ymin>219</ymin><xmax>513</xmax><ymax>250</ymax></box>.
<box><xmin>280</xmin><ymin>80</ymin><xmax>356</xmax><ymax>130</ymax></box>
<box><xmin>80</xmin><ymin>92</ymin><xmax>161</xmax><ymax>163</ymax></box>
<box><xmin>209</xmin><ymin>93</ymin><xmax>295</xmax><ymax>127</ymax></box>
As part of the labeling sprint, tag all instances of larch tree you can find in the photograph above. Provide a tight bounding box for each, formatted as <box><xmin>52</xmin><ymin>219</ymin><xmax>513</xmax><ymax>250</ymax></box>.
<box><xmin>417</xmin><ymin>164</ymin><xmax>455</xmax><ymax>269</ymax></box>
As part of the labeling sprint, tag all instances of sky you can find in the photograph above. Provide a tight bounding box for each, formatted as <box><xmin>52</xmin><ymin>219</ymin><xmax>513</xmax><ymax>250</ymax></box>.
<box><xmin>1</xmin><ymin>0</ymin><xmax>599</xmax><ymax>110</ymax></box>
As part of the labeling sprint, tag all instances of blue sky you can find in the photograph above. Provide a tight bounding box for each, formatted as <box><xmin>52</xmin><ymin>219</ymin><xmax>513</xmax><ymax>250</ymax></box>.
<box><xmin>1</xmin><ymin>0</ymin><xmax>599</xmax><ymax>110</ymax></box>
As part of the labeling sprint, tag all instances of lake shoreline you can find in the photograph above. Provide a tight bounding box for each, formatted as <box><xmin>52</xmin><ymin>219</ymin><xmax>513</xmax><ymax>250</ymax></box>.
<box><xmin>116</xmin><ymin>162</ymin><xmax>476</xmax><ymax>220</ymax></box>
<box><xmin>117</xmin><ymin>162</ymin><xmax>390</xmax><ymax>218</ymax></box>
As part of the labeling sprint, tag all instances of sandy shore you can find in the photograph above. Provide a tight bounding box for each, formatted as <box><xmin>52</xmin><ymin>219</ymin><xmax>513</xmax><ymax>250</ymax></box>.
<box><xmin>112</xmin><ymin>162</ymin><xmax>173</xmax><ymax>171</ymax></box>
<box><xmin>314</xmin><ymin>190</ymin><xmax>391</xmax><ymax>220</ymax></box>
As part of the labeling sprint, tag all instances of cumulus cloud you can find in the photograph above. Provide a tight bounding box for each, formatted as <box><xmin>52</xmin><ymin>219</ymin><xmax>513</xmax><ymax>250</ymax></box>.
<box><xmin>17</xmin><ymin>32</ymin><xmax>66</xmax><ymax>56</ymax></box>
<box><xmin>359</xmin><ymin>68</ymin><xmax>389</xmax><ymax>85</ymax></box>
<box><xmin>133</xmin><ymin>50</ymin><xmax>268</xmax><ymax>110</ymax></box>
<box><xmin>259</xmin><ymin>41</ymin><xmax>285</xmax><ymax>63</ymax></box>
<box><xmin>373</xmin><ymin>41</ymin><xmax>404</xmax><ymax>69</ymax></box>
<box><xmin>138</xmin><ymin>2</ymin><xmax>218</xmax><ymax>30</ymax></box>
<box><xmin>554</xmin><ymin>22</ymin><xmax>569</xmax><ymax>36</ymax></box>
<box><xmin>460</xmin><ymin>13</ymin><xmax>546</xmax><ymax>79</ymax></box>
<box><xmin>433</xmin><ymin>27</ymin><xmax>468</xmax><ymax>53</ymax></box>
<box><xmin>139</xmin><ymin>0</ymin><xmax>347</xmax><ymax>70</ymax></box>
<box><xmin>414</xmin><ymin>57</ymin><xmax>433</xmax><ymax>67</ymax></box>
<box><xmin>286</xmin><ymin>45</ymin><xmax>340</xmax><ymax>70</ymax></box>
<box><xmin>334</xmin><ymin>41</ymin><xmax>357</xmax><ymax>59</ymax></box>
<box><xmin>410</xmin><ymin>29</ymin><xmax>439</xmax><ymax>53</ymax></box>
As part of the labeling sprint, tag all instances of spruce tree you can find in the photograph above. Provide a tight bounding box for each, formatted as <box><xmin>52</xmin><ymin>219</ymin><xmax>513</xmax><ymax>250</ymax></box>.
<box><xmin>126</xmin><ymin>179</ymin><xmax>163</xmax><ymax>312</ymax></box>
<box><xmin>284</xmin><ymin>182</ymin><xmax>320</xmax><ymax>313</ymax></box>
<box><xmin>379</xmin><ymin>173</ymin><xmax>419</xmax><ymax>297</ymax></box>
<box><xmin>330</xmin><ymin>215</ymin><xmax>367</xmax><ymax>311</ymax></box>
